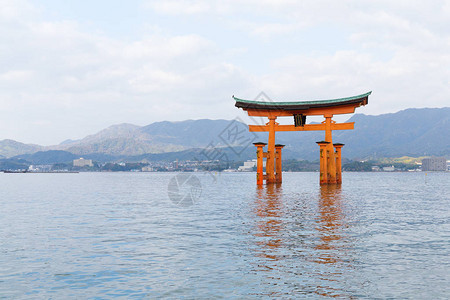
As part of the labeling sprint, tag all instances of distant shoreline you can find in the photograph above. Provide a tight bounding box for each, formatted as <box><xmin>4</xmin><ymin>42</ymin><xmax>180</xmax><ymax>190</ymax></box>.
<box><xmin>2</xmin><ymin>170</ymin><xmax>448</xmax><ymax>174</ymax></box>
<box><xmin>1</xmin><ymin>170</ymin><xmax>79</xmax><ymax>174</ymax></box>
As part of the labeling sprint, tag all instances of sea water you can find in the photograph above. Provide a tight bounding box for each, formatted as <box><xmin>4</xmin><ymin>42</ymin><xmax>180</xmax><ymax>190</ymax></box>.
<box><xmin>0</xmin><ymin>172</ymin><xmax>449</xmax><ymax>298</ymax></box>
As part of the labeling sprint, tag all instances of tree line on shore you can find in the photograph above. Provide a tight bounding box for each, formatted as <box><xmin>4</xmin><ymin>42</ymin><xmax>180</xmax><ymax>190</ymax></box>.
<box><xmin>0</xmin><ymin>157</ymin><xmax>423</xmax><ymax>172</ymax></box>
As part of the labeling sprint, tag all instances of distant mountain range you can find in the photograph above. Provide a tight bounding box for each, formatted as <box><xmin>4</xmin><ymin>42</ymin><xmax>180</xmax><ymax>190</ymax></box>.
<box><xmin>275</xmin><ymin>107</ymin><xmax>450</xmax><ymax>159</ymax></box>
<box><xmin>1</xmin><ymin>107</ymin><xmax>449</xmax><ymax>164</ymax></box>
<box><xmin>0</xmin><ymin>139</ymin><xmax>43</xmax><ymax>158</ymax></box>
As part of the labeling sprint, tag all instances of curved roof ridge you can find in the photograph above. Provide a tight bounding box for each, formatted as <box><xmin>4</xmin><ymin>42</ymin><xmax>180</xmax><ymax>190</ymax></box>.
<box><xmin>233</xmin><ymin>91</ymin><xmax>372</xmax><ymax>106</ymax></box>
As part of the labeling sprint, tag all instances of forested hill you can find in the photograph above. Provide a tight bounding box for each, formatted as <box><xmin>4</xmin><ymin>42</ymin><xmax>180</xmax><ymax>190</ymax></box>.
<box><xmin>1</xmin><ymin>107</ymin><xmax>449</xmax><ymax>161</ymax></box>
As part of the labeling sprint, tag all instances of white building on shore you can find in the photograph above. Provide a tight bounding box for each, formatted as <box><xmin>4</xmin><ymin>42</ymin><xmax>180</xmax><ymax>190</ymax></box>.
<box><xmin>238</xmin><ymin>159</ymin><xmax>265</xmax><ymax>172</ymax></box>
<box><xmin>73</xmin><ymin>158</ymin><xmax>93</xmax><ymax>167</ymax></box>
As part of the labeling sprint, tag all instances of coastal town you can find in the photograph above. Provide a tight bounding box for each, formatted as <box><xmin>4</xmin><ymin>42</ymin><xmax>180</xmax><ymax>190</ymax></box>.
<box><xmin>3</xmin><ymin>156</ymin><xmax>448</xmax><ymax>173</ymax></box>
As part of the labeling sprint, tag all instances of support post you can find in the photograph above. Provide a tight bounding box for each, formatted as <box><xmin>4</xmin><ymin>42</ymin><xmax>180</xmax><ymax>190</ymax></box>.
<box><xmin>333</xmin><ymin>143</ymin><xmax>344</xmax><ymax>184</ymax></box>
<box><xmin>253</xmin><ymin>142</ymin><xmax>266</xmax><ymax>185</ymax></box>
<box><xmin>275</xmin><ymin>144</ymin><xmax>285</xmax><ymax>183</ymax></box>
<box><xmin>324</xmin><ymin>114</ymin><xmax>337</xmax><ymax>184</ymax></box>
<box><xmin>266</xmin><ymin>116</ymin><xmax>277</xmax><ymax>183</ymax></box>
<box><xmin>317</xmin><ymin>141</ymin><xmax>330</xmax><ymax>185</ymax></box>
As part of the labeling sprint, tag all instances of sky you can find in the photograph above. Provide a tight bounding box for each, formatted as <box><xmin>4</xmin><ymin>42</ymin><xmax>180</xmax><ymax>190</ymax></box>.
<box><xmin>1</xmin><ymin>0</ymin><xmax>449</xmax><ymax>145</ymax></box>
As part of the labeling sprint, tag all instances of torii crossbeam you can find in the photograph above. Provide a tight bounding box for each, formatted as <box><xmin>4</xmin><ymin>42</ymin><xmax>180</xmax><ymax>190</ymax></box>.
<box><xmin>234</xmin><ymin>91</ymin><xmax>371</xmax><ymax>185</ymax></box>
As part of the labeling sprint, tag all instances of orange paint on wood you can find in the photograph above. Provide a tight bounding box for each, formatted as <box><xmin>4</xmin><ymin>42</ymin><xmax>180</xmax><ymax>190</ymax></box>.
<box><xmin>248</xmin><ymin>122</ymin><xmax>354</xmax><ymax>132</ymax></box>
<box><xmin>275</xmin><ymin>144</ymin><xmax>284</xmax><ymax>183</ymax></box>
<box><xmin>266</xmin><ymin>117</ymin><xmax>277</xmax><ymax>183</ymax></box>
<box><xmin>324</xmin><ymin>116</ymin><xmax>337</xmax><ymax>184</ymax></box>
<box><xmin>245</xmin><ymin>104</ymin><xmax>358</xmax><ymax>117</ymax></box>
<box><xmin>334</xmin><ymin>144</ymin><xmax>344</xmax><ymax>184</ymax></box>
<box><xmin>254</xmin><ymin>143</ymin><xmax>266</xmax><ymax>185</ymax></box>
<box><xmin>317</xmin><ymin>142</ymin><xmax>330</xmax><ymax>185</ymax></box>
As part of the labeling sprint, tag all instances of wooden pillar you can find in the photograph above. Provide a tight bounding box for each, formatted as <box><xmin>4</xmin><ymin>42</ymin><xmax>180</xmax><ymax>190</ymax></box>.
<box><xmin>275</xmin><ymin>144</ymin><xmax>285</xmax><ymax>183</ymax></box>
<box><xmin>254</xmin><ymin>142</ymin><xmax>267</xmax><ymax>185</ymax></box>
<box><xmin>324</xmin><ymin>114</ymin><xmax>337</xmax><ymax>184</ymax></box>
<box><xmin>266</xmin><ymin>116</ymin><xmax>277</xmax><ymax>183</ymax></box>
<box><xmin>316</xmin><ymin>141</ymin><xmax>330</xmax><ymax>185</ymax></box>
<box><xmin>333</xmin><ymin>143</ymin><xmax>344</xmax><ymax>184</ymax></box>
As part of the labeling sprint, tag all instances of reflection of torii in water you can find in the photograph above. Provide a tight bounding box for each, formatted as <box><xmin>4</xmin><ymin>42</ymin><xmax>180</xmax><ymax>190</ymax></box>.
<box><xmin>313</xmin><ymin>185</ymin><xmax>354</xmax><ymax>298</ymax></box>
<box><xmin>251</xmin><ymin>184</ymin><xmax>358</xmax><ymax>297</ymax></box>
<box><xmin>315</xmin><ymin>185</ymin><xmax>345</xmax><ymax>264</ymax></box>
<box><xmin>253</xmin><ymin>184</ymin><xmax>284</xmax><ymax>264</ymax></box>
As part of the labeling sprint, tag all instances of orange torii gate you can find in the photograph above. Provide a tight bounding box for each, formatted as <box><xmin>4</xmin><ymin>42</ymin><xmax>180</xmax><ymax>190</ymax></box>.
<box><xmin>234</xmin><ymin>91</ymin><xmax>371</xmax><ymax>185</ymax></box>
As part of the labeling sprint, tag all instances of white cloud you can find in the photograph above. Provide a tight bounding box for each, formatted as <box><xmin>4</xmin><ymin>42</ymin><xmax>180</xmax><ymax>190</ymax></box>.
<box><xmin>0</xmin><ymin>1</ymin><xmax>252</xmax><ymax>144</ymax></box>
<box><xmin>0</xmin><ymin>70</ymin><xmax>34</xmax><ymax>82</ymax></box>
<box><xmin>147</xmin><ymin>0</ymin><xmax>213</xmax><ymax>15</ymax></box>
<box><xmin>0</xmin><ymin>0</ymin><xmax>449</xmax><ymax>144</ymax></box>
<box><xmin>260</xmin><ymin>46</ymin><xmax>450</xmax><ymax>115</ymax></box>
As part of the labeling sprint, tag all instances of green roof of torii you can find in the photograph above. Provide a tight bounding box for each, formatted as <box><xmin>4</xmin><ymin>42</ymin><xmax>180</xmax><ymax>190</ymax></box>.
<box><xmin>234</xmin><ymin>91</ymin><xmax>371</xmax><ymax>110</ymax></box>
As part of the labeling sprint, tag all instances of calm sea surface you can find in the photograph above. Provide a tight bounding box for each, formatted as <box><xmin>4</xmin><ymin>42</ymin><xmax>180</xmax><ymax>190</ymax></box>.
<box><xmin>0</xmin><ymin>172</ymin><xmax>449</xmax><ymax>299</ymax></box>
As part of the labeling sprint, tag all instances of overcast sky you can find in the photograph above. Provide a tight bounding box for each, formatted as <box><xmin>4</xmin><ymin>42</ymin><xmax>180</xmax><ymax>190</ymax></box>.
<box><xmin>1</xmin><ymin>0</ymin><xmax>449</xmax><ymax>145</ymax></box>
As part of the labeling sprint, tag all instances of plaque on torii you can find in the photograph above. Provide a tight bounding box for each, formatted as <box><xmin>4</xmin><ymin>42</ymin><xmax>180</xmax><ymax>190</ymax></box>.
<box><xmin>234</xmin><ymin>91</ymin><xmax>371</xmax><ymax>185</ymax></box>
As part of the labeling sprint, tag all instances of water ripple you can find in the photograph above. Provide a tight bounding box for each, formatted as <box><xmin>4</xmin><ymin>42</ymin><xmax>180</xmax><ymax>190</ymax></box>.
<box><xmin>0</xmin><ymin>172</ymin><xmax>449</xmax><ymax>298</ymax></box>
